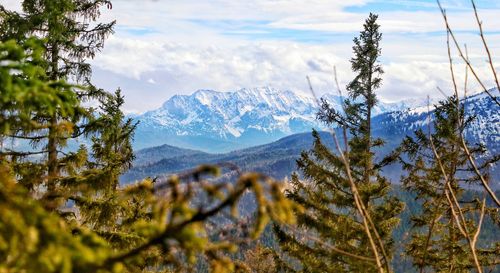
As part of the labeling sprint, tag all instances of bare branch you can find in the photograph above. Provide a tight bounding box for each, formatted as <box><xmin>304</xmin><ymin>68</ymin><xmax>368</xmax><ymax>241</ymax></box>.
<box><xmin>442</xmin><ymin>13</ymin><xmax>500</xmax><ymax>207</ymax></box>
<box><xmin>459</xmin><ymin>137</ymin><xmax>500</xmax><ymax>207</ymax></box>
<box><xmin>419</xmin><ymin>213</ymin><xmax>443</xmax><ymax>273</ymax></box>
<box><xmin>471</xmin><ymin>0</ymin><xmax>500</xmax><ymax>92</ymax></box>
<box><xmin>437</xmin><ymin>0</ymin><xmax>500</xmax><ymax>107</ymax></box>
<box><xmin>472</xmin><ymin>197</ymin><xmax>486</xmax><ymax>247</ymax></box>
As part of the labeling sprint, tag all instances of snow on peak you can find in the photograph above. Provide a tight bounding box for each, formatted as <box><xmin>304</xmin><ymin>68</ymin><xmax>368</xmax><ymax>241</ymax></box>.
<box><xmin>134</xmin><ymin>87</ymin><xmax>498</xmax><ymax>152</ymax></box>
<box><xmin>141</xmin><ymin>87</ymin><xmax>321</xmax><ymax>141</ymax></box>
<box><xmin>192</xmin><ymin>89</ymin><xmax>224</xmax><ymax>106</ymax></box>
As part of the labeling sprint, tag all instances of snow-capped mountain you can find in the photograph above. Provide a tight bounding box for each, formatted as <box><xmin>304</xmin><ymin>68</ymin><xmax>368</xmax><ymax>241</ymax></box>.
<box><xmin>374</xmin><ymin>90</ymin><xmax>499</xmax><ymax>156</ymax></box>
<box><xmin>132</xmin><ymin>87</ymin><xmax>425</xmax><ymax>152</ymax></box>
<box><xmin>126</xmin><ymin>89</ymin><xmax>499</xmax><ymax>188</ymax></box>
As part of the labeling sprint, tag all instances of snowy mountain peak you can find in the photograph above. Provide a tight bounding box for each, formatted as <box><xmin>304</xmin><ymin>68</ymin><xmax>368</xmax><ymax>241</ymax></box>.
<box><xmin>133</xmin><ymin>87</ymin><xmax>493</xmax><ymax>152</ymax></box>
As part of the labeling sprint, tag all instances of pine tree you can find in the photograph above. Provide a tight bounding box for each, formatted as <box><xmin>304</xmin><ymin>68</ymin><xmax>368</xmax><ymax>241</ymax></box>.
<box><xmin>399</xmin><ymin>96</ymin><xmax>500</xmax><ymax>272</ymax></box>
<box><xmin>274</xmin><ymin>13</ymin><xmax>403</xmax><ymax>272</ymax></box>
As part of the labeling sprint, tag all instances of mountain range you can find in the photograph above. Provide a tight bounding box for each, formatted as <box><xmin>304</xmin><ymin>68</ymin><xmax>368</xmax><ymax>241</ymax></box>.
<box><xmin>131</xmin><ymin>87</ymin><xmax>427</xmax><ymax>152</ymax></box>
<box><xmin>123</xmin><ymin>89</ymin><xmax>499</xmax><ymax>189</ymax></box>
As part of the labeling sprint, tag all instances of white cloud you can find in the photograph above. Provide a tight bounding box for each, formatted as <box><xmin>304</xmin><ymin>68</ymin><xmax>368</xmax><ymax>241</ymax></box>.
<box><xmin>1</xmin><ymin>0</ymin><xmax>22</xmax><ymax>11</ymax></box>
<box><xmin>3</xmin><ymin>0</ymin><xmax>500</xmax><ymax>112</ymax></box>
<box><xmin>268</xmin><ymin>9</ymin><xmax>500</xmax><ymax>33</ymax></box>
<box><xmin>92</xmin><ymin>31</ymin><xmax>498</xmax><ymax>112</ymax></box>
<box><xmin>92</xmin><ymin>38</ymin><xmax>350</xmax><ymax>111</ymax></box>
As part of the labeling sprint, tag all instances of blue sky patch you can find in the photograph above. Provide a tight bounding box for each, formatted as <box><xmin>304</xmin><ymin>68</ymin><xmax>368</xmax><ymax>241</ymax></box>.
<box><xmin>116</xmin><ymin>26</ymin><xmax>159</xmax><ymax>36</ymax></box>
<box><xmin>346</xmin><ymin>0</ymin><xmax>499</xmax><ymax>13</ymax></box>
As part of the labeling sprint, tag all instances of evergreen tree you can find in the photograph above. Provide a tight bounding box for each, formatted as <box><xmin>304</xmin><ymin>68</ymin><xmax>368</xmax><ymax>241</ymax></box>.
<box><xmin>0</xmin><ymin>0</ymin><xmax>114</xmax><ymax>204</ymax></box>
<box><xmin>64</xmin><ymin>90</ymin><xmax>140</xmax><ymax>242</ymax></box>
<box><xmin>0</xmin><ymin>35</ymin><xmax>113</xmax><ymax>273</ymax></box>
<box><xmin>274</xmin><ymin>13</ymin><xmax>403</xmax><ymax>272</ymax></box>
<box><xmin>399</xmin><ymin>96</ymin><xmax>500</xmax><ymax>272</ymax></box>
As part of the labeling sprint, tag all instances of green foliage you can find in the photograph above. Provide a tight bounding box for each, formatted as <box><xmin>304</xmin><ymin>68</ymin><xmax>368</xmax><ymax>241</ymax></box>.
<box><xmin>2</xmin><ymin>2</ymin><xmax>498</xmax><ymax>273</ymax></box>
<box><xmin>0</xmin><ymin>37</ymin><xmax>85</xmax><ymax>200</ymax></box>
<box><xmin>239</xmin><ymin>243</ymin><xmax>276</xmax><ymax>273</ymax></box>
<box><xmin>0</xmin><ymin>38</ymin><xmax>78</xmax><ymax>135</ymax></box>
<box><xmin>0</xmin><ymin>162</ymin><xmax>111</xmax><ymax>273</ymax></box>
<box><xmin>1</xmin><ymin>152</ymin><xmax>297</xmax><ymax>273</ymax></box>
<box><xmin>274</xmin><ymin>13</ymin><xmax>403</xmax><ymax>273</ymax></box>
<box><xmin>0</xmin><ymin>64</ymin><xmax>122</xmax><ymax>269</ymax></box>
<box><xmin>399</xmin><ymin>97</ymin><xmax>500</xmax><ymax>272</ymax></box>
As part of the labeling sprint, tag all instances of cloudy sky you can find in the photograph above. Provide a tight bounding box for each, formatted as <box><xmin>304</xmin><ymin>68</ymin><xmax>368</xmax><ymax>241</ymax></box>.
<box><xmin>4</xmin><ymin>0</ymin><xmax>500</xmax><ymax>113</ymax></box>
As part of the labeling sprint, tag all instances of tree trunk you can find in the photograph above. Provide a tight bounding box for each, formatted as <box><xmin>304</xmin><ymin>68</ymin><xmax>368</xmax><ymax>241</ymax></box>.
<box><xmin>47</xmin><ymin>43</ymin><xmax>59</xmax><ymax>191</ymax></box>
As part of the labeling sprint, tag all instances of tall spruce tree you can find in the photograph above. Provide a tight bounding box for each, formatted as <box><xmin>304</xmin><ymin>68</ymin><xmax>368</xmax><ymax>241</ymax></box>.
<box><xmin>64</xmin><ymin>89</ymin><xmax>139</xmax><ymax>239</ymax></box>
<box><xmin>399</xmin><ymin>96</ymin><xmax>500</xmax><ymax>272</ymax></box>
<box><xmin>0</xmin><ymin>2</ymin><xmax>174</xmax><ymax>267</ymax></box>
<box><xmin>0</xmin><ymin>0</ymin><xmax>114</xmax><ymax>204</ymax></box>
<box><xmin>274</xmin><ymin>13</ymin><xmax>403</xmax><ymax>272</ymax></box>
<box><xmin>0</xmin><ymin>36</ymin><xmax>114</xmax><ymax>273</ymax></box>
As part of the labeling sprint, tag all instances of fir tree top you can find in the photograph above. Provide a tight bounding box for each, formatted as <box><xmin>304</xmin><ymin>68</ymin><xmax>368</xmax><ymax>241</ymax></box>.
<box><xmin>348</xmin><ymin>13</ymin><xmax>383</xmax><ymax>108</ymax></box>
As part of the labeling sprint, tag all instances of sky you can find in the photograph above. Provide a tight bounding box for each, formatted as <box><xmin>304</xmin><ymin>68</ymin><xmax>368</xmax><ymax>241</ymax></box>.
<box><xmin>3</xmin><ymin>0</ymin><xmax>500</xmax><ymax>113</ymax></box>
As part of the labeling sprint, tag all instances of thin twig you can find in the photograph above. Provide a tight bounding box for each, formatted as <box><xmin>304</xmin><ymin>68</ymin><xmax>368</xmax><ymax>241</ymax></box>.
<box><xmin>446</xmin><ymin>31</ymin><xmax>459</xmax><ymax>102</ymax></box>
<box><xmin>464</xmin><ymin>44</ymin><xmax>469</xmax><ymax>100</ymax></box>
<box><xmin>472</xmin><ymin>197</ymin><xmax>486</xmax><ymax>248</ymax></box>
<box><xmin>419</xmin><ymin>213</ymin><xmax>442</xmax><ymax>273</ymax></box>
<box><xmin>442</xmin><ymin>16</ymin><xmax>500</xmax><ymax>207</ymax></box>
<box><xmin>437</xmin><ymin>0</ymin><xmax>500</xmax><ymax>107</ymax></box>
<box><xmin>333</xmin><ymin>67</ymin><xmax>350</xmax><ymax>154</ymax></box>
<box><xmin>471</xmin><ymin>0</ymin><xmax>500</xmax><ymax>92</ymax></box>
